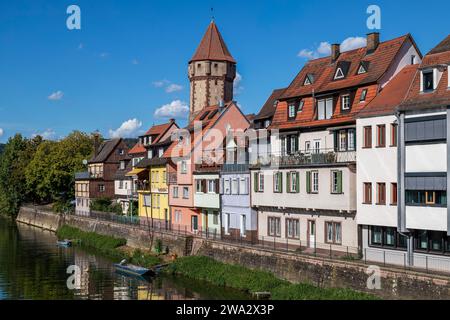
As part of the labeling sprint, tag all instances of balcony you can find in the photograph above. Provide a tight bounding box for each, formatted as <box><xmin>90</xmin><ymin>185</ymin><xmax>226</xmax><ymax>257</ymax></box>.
<box><xmin>194</xmin><ymin>192</ymin><xmax>220</xmax><ymax>209</ymax></box>
<box><xmin>252</xmin><ymin>148</ymin><xmax>356</xmax><ymax>168</ymax></box>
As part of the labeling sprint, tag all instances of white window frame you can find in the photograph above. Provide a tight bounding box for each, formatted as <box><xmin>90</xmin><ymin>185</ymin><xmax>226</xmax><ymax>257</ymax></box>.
<box><xmin>341</xmin><ymin>94</ymin><xmax>350</xmax><ymax>110</ymax></box>
<box><xmin>288</xmin><ymin>104</ymin><xmax>296</xmax><ymax>118</ymax></box>
<box><xmin>173</xmin><ymin>186</ymin><xmax>179</xmax><ymax>198</ymax></box>
<box><xmin>348</xmin><ymin>129</ymin><xmax>355</xmax><ymax>151</ymax></box>
<box><xmin>181</xmin><ymin>160</ymin><xmax>187</xmax><ymax>174</ymax></box>
<box><xmin>240</xmin><ymin>215</ymin><xmax>247</xmax><ymax>237</ymax></box>
<box><xmin>312</xmin><ymin>171</ymin><xmax>319</xmax><ymax>193</ymax></box>
<box><xmin>183</xmin><ymin>187</ymin><xmax>189</xmax><ymax>199</ymax></box>
<box><xmin>239</xmin><ymin>177</ymin><xmax>248</xmax><ymax>195</ymax></box>
<box><xmin>274</xmin><ymin>172</ymin><xmax>281</xmax><ymax>193</ymax></box>
<box><xmin>231</xmin><ymin>178</ymin><xmax>239</xmax><ymax>195</ymax></box>
<box><xmin>258</xmin><ymin>172</ymin><xmax>265</xmax><ymax>192</ymax></box>
<box><xmin>357</xmin><ymin>64</ymin><xmax>367</xmax><ymax>74</ymax></box>
<box><xmin>334</xmin><ymin>67</ymin><xmax>345</xmax><ymax>79</ymax></box>
<box><xmin>331</xmin><ymin>170</ymin><xmax>339</xmax><ymax>194</ymax></box>
<box><xmin>360</xmin><ymin>89</ymin><xmax>368</xmax><ymax>102</ymax></box>
<box><xmin>313</xmin><ymin>140</ymin><xmax>321</xmax><ymax>154</ymax></box>
<box><xmin>339</xmin><ymin>130</ymin><xmax>347</xmax><ymax>151</ymax></box>
<box><xmin>286</xmin><ymin>219</ymin><xmax>300</xmax><ymax>239</ymax></box>
<box><xmin>291</xmin><ymin>171</ymin><xmax>298</xmax><ymax>193</ymax></box>
<box><xmin>196</xmin><ymin>179</ymin><xmax>203</xmax><ymax>193</ymax></box>
<box><xmin>207</xmin><ymin>179</ymin><xmax>216</xmax><ymax>193</ymax></box>
<box><xmin>224</xmin><ymin>179</ymin><xmax>231</xmax><ymax>194</ymax></box>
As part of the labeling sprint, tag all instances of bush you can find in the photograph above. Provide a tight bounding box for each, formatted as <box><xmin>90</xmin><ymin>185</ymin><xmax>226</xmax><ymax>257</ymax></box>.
<box><xmin>56</xmin><ymin>225</ymin><xmax>126</xmax><ymax>257</ymax></box>
<box><xmin>167</xmin><ymin>256</ymin><xmax>378</xmax><ymax>300</ymax></box>
<box><xmin>130</xmin><ymin>249</ymin><xmax>161</xmax><ymax>268</ymax></box>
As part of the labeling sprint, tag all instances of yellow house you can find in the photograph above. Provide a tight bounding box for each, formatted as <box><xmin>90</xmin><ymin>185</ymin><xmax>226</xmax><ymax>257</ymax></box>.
<box><xmin>137</xmin><ymin>158</ymin><xmax>170</xmax><ymax>227</ymax></box>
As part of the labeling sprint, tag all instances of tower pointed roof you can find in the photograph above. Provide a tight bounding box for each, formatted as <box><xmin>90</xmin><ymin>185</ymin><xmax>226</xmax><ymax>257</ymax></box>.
<box><xmin>190</xmin><ymin>21</ymin><xmax>236</xmax><ymax>63</ymax></box>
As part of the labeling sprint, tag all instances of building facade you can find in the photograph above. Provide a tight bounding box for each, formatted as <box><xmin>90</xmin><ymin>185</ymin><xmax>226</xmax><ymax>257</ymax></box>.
<box><xmin>251</xmin><ymin>33</ymin><xmax>421</xmax><ymax>254</ymax></box>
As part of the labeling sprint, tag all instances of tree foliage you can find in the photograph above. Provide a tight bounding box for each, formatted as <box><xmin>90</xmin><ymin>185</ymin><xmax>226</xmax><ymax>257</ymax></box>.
<box><xmin>0</xmin><ymin>131</ymin><xmax>94</xmax><ymax>216</ymax></box>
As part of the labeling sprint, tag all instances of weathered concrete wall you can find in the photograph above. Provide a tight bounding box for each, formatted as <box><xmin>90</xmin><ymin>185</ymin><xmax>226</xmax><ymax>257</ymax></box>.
<box><xmin>64</xmin><ymin>214</ymin><xmax>189</xmax><ymax>257</ymax></box>
<box><xmin>16</xmin><ymin>206</ymin><xmax>62</xmax><ymax>232</ymax></box>
<box><xmin>198</xmin><ymin>241</ymin><xmax>450</xmax><ymax>300</ymax></box>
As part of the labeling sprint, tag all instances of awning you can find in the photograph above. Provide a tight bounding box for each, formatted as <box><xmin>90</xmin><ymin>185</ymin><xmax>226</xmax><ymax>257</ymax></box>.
<box><xmin>125</xmin><ymin>168</ymin><xmax>147</xmax><ymax>177</ymax></box>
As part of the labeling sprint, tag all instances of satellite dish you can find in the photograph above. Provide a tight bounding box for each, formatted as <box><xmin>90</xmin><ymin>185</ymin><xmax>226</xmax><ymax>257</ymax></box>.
<box><xmin>82</xmin><ymin>159</ymin><xmax>88</xmax><ymax>165</ymax></box>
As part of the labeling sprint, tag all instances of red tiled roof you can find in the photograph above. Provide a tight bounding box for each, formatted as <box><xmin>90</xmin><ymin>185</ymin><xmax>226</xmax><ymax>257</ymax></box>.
<box><xmin>282</xmin><ymin>34</ymin><xmax>413</xmax><ymax>99</ymax></box>
<box><xmin>358</xmin><ymin>64</ymin><xmax>419</xmax><ymax>118</ymax></box>
<box><xmin>163</xmin><ymin>103</ymin><xmax>230</xmax><ymax>158</ymax></box>
<box><xmin>399</xmin><ymin>35</ymin><xmax>450</xmax><ymax>112</ymax></box>
<box><xmin>128</xmin><ymin>142</ymin><xmax>146</xmax><ymax>155</ymax></box>
<box><xmin>190</xmin><ymin>21</ymin><xmax>236</xmax><ymax>63</ymax></box>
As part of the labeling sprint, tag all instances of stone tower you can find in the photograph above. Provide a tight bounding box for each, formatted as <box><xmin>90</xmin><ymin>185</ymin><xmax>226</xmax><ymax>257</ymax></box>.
<box><xmin>188</xmin><ymin>21</ymin><xmax>236</xmax><ymax>121</ymax></box>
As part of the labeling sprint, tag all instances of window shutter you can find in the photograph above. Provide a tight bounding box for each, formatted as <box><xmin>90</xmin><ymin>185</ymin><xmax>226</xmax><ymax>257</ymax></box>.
<box><xmin>337</xmin><ymin>171</ymin><xmax>343</xmax><ymax>193</ymax></box>
<box><xmin>254</xmin><ymin>172</ymin><xmax>259</xmax><ymax>192</ymax></box>
<box><xmin>215</xmin><ymin>179</ymin><xmax>220</xmax><ymax>194</ymax></box>
<box><xmin>333</xmin><ymin>131</ymin><xmax>338</xmax><ymax>151</ymax></box>
<box><xmin>286</xmin><ymin>172</ymin><xmax>291</xmax><ymax>193</ymax></box>
<box><xmin>306</xmin><ymin>171</ymin><xmax>311</xmax><ymax>193</ymax></box>
<box><xmin>296</xmin><ymin>172</ymin><xmax>300</xmax><ymax>193</ymax></box>
<box><xmin>279</xmin><ymin>172</ymin><xmax>283</xmax><ymax>193</ymax></box>
<box><xmin>286</xmin><ymin>136</ymin><xmax>291</xmax><ymax>154</ymax></box>
<box><xmin>202</xmin><ymin>180</ymin><xmax>207</xmax><ymax>193</ymax></box>
<box><xmin>245</xmin><ymin>177</ymin><xmax>249</xmax><ymax>194</ymax></box>
<box><xmin>219</xmin><ymin>178</ymin><xmax>224</xmax><ymax>194</ymax></box>
<box><xmin>294</xmin><ymin>135</ymin><xmax>299</xmax><ymax>152</ymax></box>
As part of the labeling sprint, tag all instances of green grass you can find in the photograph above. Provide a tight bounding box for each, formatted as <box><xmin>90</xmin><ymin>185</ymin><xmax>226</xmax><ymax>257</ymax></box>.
<box><xmin>166</xmin><ymin>256</ymin><xmax>378</xmax><ymax>300</ymax></box>
<box><xmin>56</xmin><ymin>225</ymin><xmax>161</xmax><ymax>267</ymax></box>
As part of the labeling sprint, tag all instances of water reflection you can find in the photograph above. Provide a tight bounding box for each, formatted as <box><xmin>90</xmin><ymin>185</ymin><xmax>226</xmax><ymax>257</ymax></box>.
<box><xmin>0</xmin><ymin>217</ymin><xmax>250</xmax><ymax>300</ymax></box>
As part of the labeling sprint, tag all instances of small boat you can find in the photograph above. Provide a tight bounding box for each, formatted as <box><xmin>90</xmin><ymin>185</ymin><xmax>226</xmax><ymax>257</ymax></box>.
<box><xmin>113</xmin><ymin>261</ymin><xmax>154</xmax><ymax>277</ymax></box>
<box><xmin>57</xmin><ymin>240</ymin><xmax>72</xmax><ymax>247</ymax></box>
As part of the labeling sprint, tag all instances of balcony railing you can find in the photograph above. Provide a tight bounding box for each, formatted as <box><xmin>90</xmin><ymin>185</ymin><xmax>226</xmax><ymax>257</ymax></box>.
<box><xmin>253</xmin><ymin>148</ymin><xmax>356</xmax><ymax>167</ymax></box>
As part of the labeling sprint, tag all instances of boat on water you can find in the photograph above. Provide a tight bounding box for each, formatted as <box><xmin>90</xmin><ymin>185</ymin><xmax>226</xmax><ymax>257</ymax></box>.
<box><xmin>113</xmin><ymin>261</ymin><xmax>154</xmax><ymax>277</ymax></box>
<box><xmin>56</xmin><ymin>240</ymin><xmax>72</xmax><ymax>247</ymax></box>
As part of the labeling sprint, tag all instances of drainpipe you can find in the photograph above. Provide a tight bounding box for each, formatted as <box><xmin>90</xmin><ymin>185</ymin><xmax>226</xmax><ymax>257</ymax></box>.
<box><xmin>396</xmin><ymin>111</ymin><xmax>412</xmax><ymax>266</ymax></box>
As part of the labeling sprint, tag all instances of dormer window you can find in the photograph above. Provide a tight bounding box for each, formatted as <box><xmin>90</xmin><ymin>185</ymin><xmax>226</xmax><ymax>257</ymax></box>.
<box><xmin>298</xmin><ymin>100</ymin><xmax>304</xmax><ymax>113</ymax></box>
<box><xmin>341</xmin><ymin>95</ymin><xmax>351</xmax><ymax>110</ymax></box>
<box><xmin>422</xmin><ymin>70</ymin><xmax>434</xmax><ymax>91</ymax></box>
<box><xmin>334</xmin><ymin>68</ymin><xmax>345</xmax><ymax>79</ymax></box>
<box><xmin>273</xmin><ymin>100</ymin><xmax>279</xmax><ymax>108</ymax></box>
<box><xmin>357</xmin><ymin>61</ymin><xmax>369</xmax><ymax>74</ymax></box>
<box><xmin>288</xmin><ymin>103</ymin><xmax>296</xmax><ymax>118</ymax></box>
<box><xmin>304</xmin><ymin>73</ymin><xmax>314</xmax><ymax>86</ymax></box>
<box><xmin>360</xmin><ymin>89</ymin><xmax>368</xmax><ymax>102</ymax></box>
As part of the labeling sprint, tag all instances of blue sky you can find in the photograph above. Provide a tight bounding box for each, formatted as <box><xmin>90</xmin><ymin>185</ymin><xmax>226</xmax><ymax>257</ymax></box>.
<box><xmin>0</xmin><ymin>0</ymin><xmax>449</xmax><ymax>142</ymax></box>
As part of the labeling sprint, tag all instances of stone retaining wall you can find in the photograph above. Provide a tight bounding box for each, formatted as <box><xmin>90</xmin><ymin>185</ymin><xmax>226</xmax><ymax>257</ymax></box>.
<box><xmin>16</xmin><ymin>206</ymin><xmax>62</xmax><ymax>232</ymax></box>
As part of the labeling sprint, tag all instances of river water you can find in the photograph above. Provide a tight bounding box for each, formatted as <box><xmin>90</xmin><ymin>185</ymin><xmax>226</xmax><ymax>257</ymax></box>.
<box><xmin>0</xmin><ymin>217</ymin><xmax>250</xmax><ymax>300</ymax></box>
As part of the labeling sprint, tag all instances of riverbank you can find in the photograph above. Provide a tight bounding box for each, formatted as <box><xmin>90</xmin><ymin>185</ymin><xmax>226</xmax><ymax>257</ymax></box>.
<box><xmin>17</xmin><ymin>207</ymin><xmax>450</xmax><ymax>299</ymax></box>
<box><xmin>56</xmin><ymin>225</ymin><xmax>161</xmax><ymax>268</ymax></box>
<box><xmin>166</xmin><ymin>256</ymin><xmax>378</xmax><ymax>300</ymax></box>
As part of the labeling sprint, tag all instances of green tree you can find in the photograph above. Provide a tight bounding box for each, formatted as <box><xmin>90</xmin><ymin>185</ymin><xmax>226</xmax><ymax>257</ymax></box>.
<box><xmin>25</xmin><ymin>131</ymin><xmax>94</xmax><ymax>207</ymax></box>
<box><xmin>0</xmin><ymin>134</ymin><xmax>42</xmax><ymax>216</ymax></box>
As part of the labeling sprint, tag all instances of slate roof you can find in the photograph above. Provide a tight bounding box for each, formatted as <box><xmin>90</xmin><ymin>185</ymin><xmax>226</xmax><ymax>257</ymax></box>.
<box><xmin>254</xmin><ymin>88</ymin><xmax>287</xmax><ymax>121</ymax></box>
<box><xmin>190</xmin><ymin>21</ymin><xmax>236</xmax><ymax>63</ymax></box>
<box><xmin>89</xmin><ymin>139</ymin><xmax>122</xmax><ymax>163</ymax></box>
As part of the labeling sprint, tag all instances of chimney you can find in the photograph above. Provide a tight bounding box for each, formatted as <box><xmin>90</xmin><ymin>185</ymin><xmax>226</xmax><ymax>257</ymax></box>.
<box><xmin>93</xmin><ymin>131</ymin><xmax>100</xmax><ymax>157</ymax></box>
<box><xmin>331</xmin><ymin>44</ymin><xmax>340</xmax><ymax>61</ymax></box>
<box><xmin>367</xmin><ymin>32</ymin><xmax>380</xmax><ymax>54</ymax></box>
<box><xmin>169</xmin><ymin>118</ymin><xmax>175</xmax><ymax>123</ymax></box>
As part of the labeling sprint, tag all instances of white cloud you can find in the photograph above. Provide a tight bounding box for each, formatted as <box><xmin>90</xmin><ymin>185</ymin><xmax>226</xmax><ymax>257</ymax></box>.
<box><xmin>48</xmin><ymin>91</ymin><xmax>64</xmax><ymax>101</ymax></box>
<box><xmin>165</xmin><ymin>83</ymin><xmax>183</xmax><ymax>93</ymax></box>
<box><xmin>78</xmin><ymin>43</ymin><xmax>84</xmax><ymax>50</ymax></box>
<box><xmin>153</xmin><ymin>80</ymin><xmax>184</xmax><ymax>93</ymax></box>
<box><xmin>0</xmin><ymin>128</ymin><xmax>3</xmax><ymax>137</ymax></box>
<box><xmin>132</xmin><ymin>59</ymin><xmax>139</xmax><ymax>65</ymax></box>
<box><xmin>99</xmin><ymin>52</ymin><xmax>109</xmax><ymax>58</ymax></box>
<box><xmin>234</xmin><ymin>72</ymin><xmax>244</xmax><ymax>94</ymax></box>
<box><xmin>32</xmin><ymin>129</ymin><xmax>56</xmax><ymax>140</ymax></box>
<box><xmin>297</xmin><ymin>49</ymin><xmax>318</xmax><ymax>60</ymax></box>
<box><xmin>298</xmin><ymin>36</ymin><xmax>367</xmax><ymax>60</ymax></box>
<box><xmin>152</xmin><ymin>79</ymin><xmax>170</xmax><ymax>88</ymax></box>
<box><xmin>109</xmin><ymin>119</ymin><xmax>142</xmax><ymax>138</ymax></box>
<box><xmin>317</xmin><ymin>42</ymin><xmax>331</xmax><ymax>55</ymax></box>
<box><xmin>340</xmin><ymin>37</ymin><xmax>367</xmax><ymax>52</ymax></box>
<box><xmin>154</xmin><ymin>100</ymin><xmax>189</xmax><ymax>119</ymax></box>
